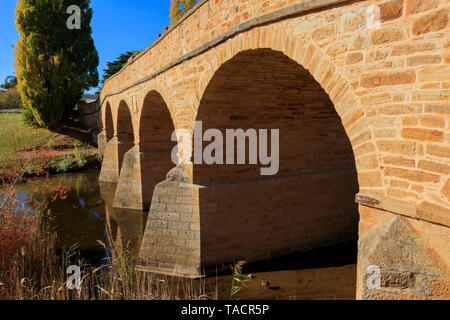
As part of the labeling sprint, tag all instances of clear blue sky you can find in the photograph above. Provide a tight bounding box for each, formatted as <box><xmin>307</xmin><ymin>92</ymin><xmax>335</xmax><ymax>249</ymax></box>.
<box><xmin>0</xmin><ymin>0</ymin><xmax>171</xmax><ymax>94</ymax></box>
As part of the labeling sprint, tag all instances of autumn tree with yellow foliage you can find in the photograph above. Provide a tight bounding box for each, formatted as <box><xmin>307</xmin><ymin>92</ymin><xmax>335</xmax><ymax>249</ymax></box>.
<box><xmin>169</xmin><ymin>0</ymin><xmax>198</xmax><ymax>25</ymax></box>
<box><xmin>15</xmin><ymin>0</ymin><xmax>99</xmax><ymax>128</ymax></box>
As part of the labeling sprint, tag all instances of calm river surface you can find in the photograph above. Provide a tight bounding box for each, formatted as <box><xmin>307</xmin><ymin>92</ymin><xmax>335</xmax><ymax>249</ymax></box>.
<box><xmin>14</xmin><ymin>170</ymin><xmax>357</xmax><ymax>300</ymax></box>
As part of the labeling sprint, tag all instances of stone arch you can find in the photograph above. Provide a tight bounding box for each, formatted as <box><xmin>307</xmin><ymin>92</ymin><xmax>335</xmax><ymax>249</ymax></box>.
<box><xmin>116</xmin><ymin>100</ymin><xmax>135</xmax><ymax>142</ymax></box>
<box><xmin>194</xmin><ymin>29</ymin><xmax>379</xmax><ymax>181</ymax></box>
<box><xmin>138</xmin><ymin>90</ymin><xmax>177</xmax><ymax>150</ymax></box>
<box><xmin>103</xmin><ymin>102</ymin><xmax>114</xmax><ymax>142</ymax></box>
<box><xmin>115</xmin><ymin>100</ymin><xmax>135</xmax><ymax>175</ymax></box>
<box><xmin>139</xmin><ymin>79</ymin><xmax>178</xmax><ymax>131</ymax></box>
<box><xmin>112</xmin><ymin>89</ymin><xmax>178</xmax><ymax>211</ymax></box>
<box><xmin>193</xmin><ymin>42</ymin><xmax>361</xmax><ymax>273</ymax></box>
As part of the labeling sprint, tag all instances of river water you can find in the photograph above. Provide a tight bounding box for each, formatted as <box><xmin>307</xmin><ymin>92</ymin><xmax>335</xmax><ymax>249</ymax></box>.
<box><xmin>13</xmin><ymin>170</ymin><xmax>357</xmax><ymax>300</ymax></box>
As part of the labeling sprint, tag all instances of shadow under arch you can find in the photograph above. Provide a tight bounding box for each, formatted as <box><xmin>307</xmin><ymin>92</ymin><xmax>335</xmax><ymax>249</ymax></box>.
<box><xmin>194</xmin><ymin>48</ymin><xmax>360</xmax><ymax>277</ymax></box>
<box><xmin>104</xmin><ymin>102</ymin><xmax>114</xmax><ymax>142</ymax></box>
<box><xmin>116</xmin><ymin>100</ymin><xmax>135</xmax><ymax>174</ymax></box>
<box><xmin>194</xmin><ymin>32</ymin><xmax>373</xmax><ymax>168</ymax></box>
<box><xmin>112</xmin><ymin>90</ymin><xmax>177</xmax><ymax>211</ymax></box>
<box><xmin>138</xmin><ymin>90</ymin><xmax>177</xmax><ymax>209</ymax></box>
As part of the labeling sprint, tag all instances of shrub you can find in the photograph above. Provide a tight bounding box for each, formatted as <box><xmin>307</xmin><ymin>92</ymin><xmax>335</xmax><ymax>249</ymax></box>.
<box><xmin>0</xmin><ymin>91</ymin><xmax>6</xmax><ymax>108</ymax></box>
<box><xmin>95</xmin><ymin>152</ymin><xmax>103</xmax><ymax>163</ymax></box>
<box><xmin>4</xmin><ymin>88</ymin><xmax>22</xmax><ymax>109</ymax></box>
<box><xmin>57</xmin><ymin>155</ymin><xmax>77</xmax><ymax>173</ymax></box>
<box><xmin>79</xmin><ymin>149</ymin><xmax>92</xmax><ymax>167</ymax></box>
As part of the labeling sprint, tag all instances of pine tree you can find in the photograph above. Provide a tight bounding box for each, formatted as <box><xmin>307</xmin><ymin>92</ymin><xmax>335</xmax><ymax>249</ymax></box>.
<box><xmin>15</xmin><ymin>0</ymin><xmax>99</xmax><ymax>128</ymax></box>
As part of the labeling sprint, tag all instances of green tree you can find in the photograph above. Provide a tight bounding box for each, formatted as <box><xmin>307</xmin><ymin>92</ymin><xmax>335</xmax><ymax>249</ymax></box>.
<box><xmin>0</xmin><ymin>75</ymin><xmax>18</xmax><ymax>90</ymax></box>
<box><xmin>100</xmin><ymin>51</ymin><xmax>142</xmax><ymax>85</ymax></box>
<box><xmin>169</xmin><ymin>0</ymin><xmax>197</xmax><ymax>25</ymax></box>
<box><xmin>15</xmin><ymin>0</ymin><xmax>99</xmax><ymax>128</ymax></box>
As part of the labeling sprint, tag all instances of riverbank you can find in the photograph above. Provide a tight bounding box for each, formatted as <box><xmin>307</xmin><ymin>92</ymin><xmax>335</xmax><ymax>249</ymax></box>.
<box><xmin>0</xmin><ymin>112</ymin><xmax>101</xmax><ymax>183</ymax></box>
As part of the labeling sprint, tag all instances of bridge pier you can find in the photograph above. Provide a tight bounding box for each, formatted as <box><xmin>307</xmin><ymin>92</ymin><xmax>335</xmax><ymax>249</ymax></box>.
<box><xmin>97</xmin><ymin>131</ymin><xmax>107</xmax><ymax>155</ymax></box>
<box><xmin>113</xmin><ymin>146</ymin><xmax>145</xmax><ymax>211</ymax></box>
<box><xmin>99</xmin><ymin>138</ymin><xmax>134</xmax><ymax>184</ymax></box>
<box><xmin>112</xmin><ymin>146</ymin><xmax>176</xmax><ymax>211</ymax></box>
<box><xmin>138</xmin><ymin>163</ymin><xmax>202</xmax><ymax>277</ymax></box>
<box><xmin>99</xmin><ymin>138</ymin><xmax>120</xmax><ymax>183</ymax></box>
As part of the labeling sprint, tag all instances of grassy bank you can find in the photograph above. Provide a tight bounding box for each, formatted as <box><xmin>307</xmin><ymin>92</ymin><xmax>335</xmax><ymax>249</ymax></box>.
<box><xmin>0</xmin><ymin>113</ymin><xmax>57</xmax><ymax>155</ymax></box>
<box><xmin>0</xmin><ymin>113</ymin><xmax>101</xmax><ymax>182</ymax></box>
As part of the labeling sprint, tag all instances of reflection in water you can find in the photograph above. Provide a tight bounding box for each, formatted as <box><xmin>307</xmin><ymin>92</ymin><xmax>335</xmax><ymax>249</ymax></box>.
<box><xmin>14</xmin><ymin>171</ymin><xmax>148</xmax><ymax>266</ymax></box>
<box><xmin>14</xmin><ymin>171</ymin><xmax>357</xmax><ymax>300</ymax></box>
<box><xmin>99</xmin><ymin>181</ymin><xmax>148</xmax><ymax>259</ymax></box>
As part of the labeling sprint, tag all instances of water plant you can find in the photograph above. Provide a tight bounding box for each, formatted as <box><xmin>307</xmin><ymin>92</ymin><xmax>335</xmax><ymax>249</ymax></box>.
<box><xmin>229</xmin><ymin>261</ymin><xmax>251</xmax><ymax>300</ymax></box>
<box><xmin>73</xmin><ymin>142</ymin><xmax>80</xmax><ymax>165</ymax></box>
<box><xmin>57</xmin><ymin>155</ymin><xmax>77</xmax><ymax>173</ymax></box>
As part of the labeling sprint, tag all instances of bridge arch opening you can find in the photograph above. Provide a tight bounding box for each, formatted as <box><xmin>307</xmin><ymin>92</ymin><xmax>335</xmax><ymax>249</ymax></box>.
<box><xmin>195</xmin><ymin>49</ymin><xmax>359</xmax><ymax>277</ymax></box>
<box><xmin>137</xmin><ymin>90</ymin><xmax>177</xmax><ymax>209</ymax></box>
<box><xmin>104</xmin><ymin>102</ymin><xmax>114</xmax><ymax>142</ymax></box>
<box><xmin>116</xmin><ymin>101</ymin><xmax>135</xmax><ymax>174</ymax></box>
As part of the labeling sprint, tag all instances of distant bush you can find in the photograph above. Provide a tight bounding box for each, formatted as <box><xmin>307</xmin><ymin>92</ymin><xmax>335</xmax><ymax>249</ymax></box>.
<box><xmin>0</xmin><ymin>91</ymin><xmax>7</xmax><ymax>108</ymax></box>
<box><xmin>4</xmin><ymin>88</ymin><xmax>22</xmax><ymax>109</ymax></box>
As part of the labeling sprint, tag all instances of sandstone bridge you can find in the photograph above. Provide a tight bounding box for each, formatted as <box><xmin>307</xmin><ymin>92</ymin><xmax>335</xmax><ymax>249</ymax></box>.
<box><xmin>97</xmin><ymin>0</ymin><xmax>450</xmax><ymax>299</ymax></box>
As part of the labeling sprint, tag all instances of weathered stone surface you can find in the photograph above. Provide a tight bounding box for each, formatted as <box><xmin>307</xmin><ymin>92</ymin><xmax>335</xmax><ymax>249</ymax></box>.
<box><xmin>412</xmin><ymin>10</ymin><xmax>449</xmax><ymax>36</ymax></box>
<box><xmin>358</xmin><ymin>213</ymin><xmax>449</xmax><ymax>300</ymax></box>
<box><xmin>427</xmin><ymin>144</ymin><xmax>450</xmax><ymax>158</ymax></box>
<box><xmin>380</xmin><ymin>0</ymin><xmax>404</xmax><ymax>22</ymax></box>
<box><xmin>346</xmin><ymin>52</ymin><xmax>363</xmax><ymax>65</ymax></box>
<box><xmin>370</xmin><ymin>29</ymin><xmax>404</xmax><ymax>45</ymax></box>
<box><xmin>420</xmin><ymin>115</ymin><xmax>445</xmax><ymax>128</ymax></box>
<box><xmin>340</xmin><ymin>9</ymin><xmax>366</xmax><ymax>33</ymax></box>
<box><xmin>361</xmin><ymin>70</ymin><xmax>416</xmax><ymax>88</ymax></box>
<box><xmin>382</xmin><ymin>156</ymin><xmax>415</xmax><ymax>168</ymax></box>
<box><xmin>418</xmin><ymin>160</ymin><xmax>450</xmax><ymax>175</ymax></box>
<box><xmin>97</xmin><ymin>131</ymin><xmax>107</xmax><ymax>155</ymax></box>
<box><xmin>99</xmin><ymin>138</ymin><xmax>121</xmax><ymax>183</ymax></box>
<box><xmin>418</xmin><ymin>65</ymin><xmax>450</xmax><ymax>82</ymax></box>
<box><xmin>443</xmin><ymin>180</ymin><xmax>450</xmax><ymax>202</ymax></box>
<box><xmin>384</xmin><ymin>167</ymin><xmax>441</xmax><ymax>183</ymax></box>
<box><xmin>407</xmin><ymin>55</ymin><xmax>442</xmax><ymax>66</ymax></box>
<box><xmin>407</xmin><ymin>0</ymin><xmax>439</xmax><ymax>15</ymax></box>
<box><xmin>401</xmin><ymin>128</ymin><xmax>444</xmax><ymax>142</ymax></box>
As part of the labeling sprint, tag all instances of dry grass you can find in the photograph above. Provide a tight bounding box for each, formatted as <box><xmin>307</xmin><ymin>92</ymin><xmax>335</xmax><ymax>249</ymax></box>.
<box><xmin>0</xmin><ymin>210</ymin><xmax>215</xmax><ymax>300</ymax></box>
